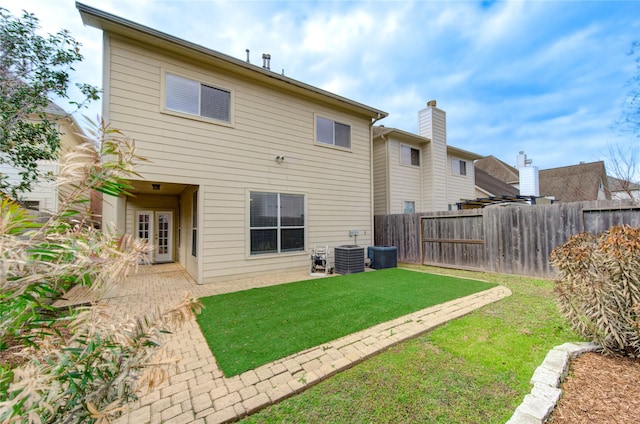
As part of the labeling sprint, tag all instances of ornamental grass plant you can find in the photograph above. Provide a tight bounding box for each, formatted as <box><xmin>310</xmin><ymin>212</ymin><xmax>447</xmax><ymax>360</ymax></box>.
<box><xmin>0</xmin><ymin>119</ymin><xmax>201</xmax><ymax>423</ymax></box>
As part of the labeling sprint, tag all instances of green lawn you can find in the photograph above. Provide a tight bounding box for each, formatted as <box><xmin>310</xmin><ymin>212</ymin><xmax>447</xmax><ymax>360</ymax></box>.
<box><xmin>239</xmin><ymin>265</ymin><xmax>579</xmax><ymax>424</ymax></box>
<box><xmin>196</xmin><ymin>268</ymin><xmax>497</xmax><ymax>376</ymax></box>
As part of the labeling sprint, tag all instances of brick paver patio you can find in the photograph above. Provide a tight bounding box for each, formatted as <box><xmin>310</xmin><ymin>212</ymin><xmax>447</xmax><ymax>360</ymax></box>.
<box><xmin>64</xmin><ymin>264</ymin><xmax>510</xmax><ymax>424</ymax></box>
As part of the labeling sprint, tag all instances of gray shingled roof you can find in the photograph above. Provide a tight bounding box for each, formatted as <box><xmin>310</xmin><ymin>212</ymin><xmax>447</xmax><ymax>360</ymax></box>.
<box><xmin>475</xmin><ymin>167</ymin><xmax>519</xmax><ymax>197</ymax></box>
<box><xmin>539</xmin><ymin>161</ymin><xmax>609</xmax><ymax>202</ymax></box>
<box><xmin>608</xmin><ymin>176</ymin><xmax>640</xmax><ymax>192</ymax></box>
<box><xmin>474</xmin><ymin>156</ymin><xmax>519</xmax><ymax>184</ymax></box>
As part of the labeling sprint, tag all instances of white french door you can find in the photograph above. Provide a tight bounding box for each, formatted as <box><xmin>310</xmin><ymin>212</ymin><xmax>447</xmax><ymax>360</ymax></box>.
<box><xmin>136</xmin><ymin>210</ymin><xmax>174</xmax><ymax>263</ymax></box>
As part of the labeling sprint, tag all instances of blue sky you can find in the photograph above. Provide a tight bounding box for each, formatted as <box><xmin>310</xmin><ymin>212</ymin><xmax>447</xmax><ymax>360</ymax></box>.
<box><xmin>6</xmin><ymin>0</ymin><xmax>640</xmax><ymax>175</ymax></box>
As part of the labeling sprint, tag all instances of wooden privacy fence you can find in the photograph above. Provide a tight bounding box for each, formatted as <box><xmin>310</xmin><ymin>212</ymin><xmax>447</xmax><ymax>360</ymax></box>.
<box><xmin>374</xmin><ymin>200</ymin><xmax>640</xmax><ymax>279</ymax></box>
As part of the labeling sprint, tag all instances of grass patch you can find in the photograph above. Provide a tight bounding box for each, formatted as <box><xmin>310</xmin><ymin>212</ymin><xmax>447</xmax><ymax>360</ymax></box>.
<box><xmin>239</xmin><ymin>265</ymin><xmax>579</xmax><ymax>423</ymax></box>
<box><xmin>196</xmin><ymin>268</ymin><xmax>496</xmax><ymax>376</ymax></box>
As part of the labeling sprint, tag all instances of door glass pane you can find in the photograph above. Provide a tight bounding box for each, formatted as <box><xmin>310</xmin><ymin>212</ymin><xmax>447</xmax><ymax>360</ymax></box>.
<box><xmin>157</xmin><ymin>214</ymin><xmax>169</xmax><ymax>254</ymax></box>
<box><xmin>137</xmin><ymin>213</ymin><xmax>150</xmax><ymax>240</ymax></box>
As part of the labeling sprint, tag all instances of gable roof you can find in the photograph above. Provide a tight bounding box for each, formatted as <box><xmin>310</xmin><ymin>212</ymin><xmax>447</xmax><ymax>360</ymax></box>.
<box><xmin>474</xmin><ymin>155</ymin><xmax>519</xmax><ymax>184</ymax></box>
<box><xmin>539</xmin><ymin>161</ymin><xmax>609</xmax><ymax>202</ymax></box>
<box><xmin>76</xmin><ymin>2</ymin><xmax>388</xmax><ymax>121</ymax></box>
<box><xmin>475</xmin><ymin>167</ymin><xmax>519</xmax><ymax>197</ymax></box>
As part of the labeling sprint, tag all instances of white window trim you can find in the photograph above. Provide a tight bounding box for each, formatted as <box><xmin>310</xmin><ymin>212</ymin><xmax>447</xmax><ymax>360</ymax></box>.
<box><xmin>161</xmin><ymin>69</ymin><xmax>235</xmax><ymax>127</ymax></box>
<box><xmin>314</xmin><ymin>113</ymin><xmax>352</xmax><ymax>151</ymax></box>
<box><xmin>400</xmin><ymin>144</ymin><xmax>420</xmax><ymax>167</ymax></box>
<box><xmin>246</xmin><ymin>190</ymin><xmax>308</xmax><ymax>258</ymax></box>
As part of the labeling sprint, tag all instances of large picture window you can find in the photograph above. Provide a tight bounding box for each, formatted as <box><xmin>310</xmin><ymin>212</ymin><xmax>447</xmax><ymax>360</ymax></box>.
<box><xmin>165</xmin><ymin>72</ymin><xmax>230</xmax><ymax>122</ymax></box>
<box><xmin>250</xmin><ymin>192</ymin><xmax>305</xmax><ymax>254</ymax></box>
<box><xmin>316</xmin><ymin>116</ymin><xmax>351</xmax><ymax>148</ymax></box>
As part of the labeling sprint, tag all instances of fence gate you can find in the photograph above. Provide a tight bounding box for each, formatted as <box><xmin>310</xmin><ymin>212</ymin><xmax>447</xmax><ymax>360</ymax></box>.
<box><xmin>421</xmin><ymin>213</ymin><xmax>484</xmax><ymax>270</ymax></box>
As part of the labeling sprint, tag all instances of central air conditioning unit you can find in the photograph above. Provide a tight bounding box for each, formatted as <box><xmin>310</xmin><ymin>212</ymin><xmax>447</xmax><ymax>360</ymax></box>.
<box><xmin>334</xmin><ymin>245</ymin><xmax>365</xmax><ymax>274</ymax></box>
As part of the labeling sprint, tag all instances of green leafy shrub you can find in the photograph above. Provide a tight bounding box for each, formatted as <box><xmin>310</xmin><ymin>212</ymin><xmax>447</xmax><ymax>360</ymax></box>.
<box><xmin>550</xmin><ymin>225</ymin><xmax>640</xmax><ymax>357</ymax></box>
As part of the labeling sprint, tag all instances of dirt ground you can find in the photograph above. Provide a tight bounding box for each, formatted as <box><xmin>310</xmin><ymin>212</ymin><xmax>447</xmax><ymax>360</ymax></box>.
<box><xmin>549</xmin><ymin>351</ymin><xmax>640</xmax><ymax>423</ymax></box>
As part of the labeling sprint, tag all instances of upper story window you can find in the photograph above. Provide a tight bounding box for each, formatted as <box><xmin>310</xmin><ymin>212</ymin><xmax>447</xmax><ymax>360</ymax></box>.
<box><xmin>401</xmin><ymin>145</ymin><xmax>420</xmax><ymax>166</ymax></box>
<box><xmin>165</xmin><ymin>72</ymin><xmax>230</xmax><ymax>122</ymax></box>
<box><xmin>316</xmin><ymin>116</ymin><xmax>351</xmax><ymax>149</ymax></box>
<box><xmin>453</xmin><ymin>158</ymin><xmax>467</xmax><ymax>176</ymax></box>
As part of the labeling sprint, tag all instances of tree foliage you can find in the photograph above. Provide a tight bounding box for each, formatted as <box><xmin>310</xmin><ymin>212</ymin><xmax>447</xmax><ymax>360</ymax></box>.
<box><xmin>0</xmin><ymin>8</ymin><xmax>100</xmax><ymax>199</ymax></box>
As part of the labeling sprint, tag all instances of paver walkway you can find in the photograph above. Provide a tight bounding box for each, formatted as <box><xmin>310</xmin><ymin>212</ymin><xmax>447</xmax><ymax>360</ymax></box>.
<box><xmin>64</xmin><ymin>264</ymin><xmax>510</xmax><ymax>424</ymax></box>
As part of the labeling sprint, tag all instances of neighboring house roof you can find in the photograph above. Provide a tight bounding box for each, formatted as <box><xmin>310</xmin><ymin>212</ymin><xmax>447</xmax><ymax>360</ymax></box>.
<box><xmin>539</xmin><ymin>161</ymin><xmax>609</xmax><ymax>202</ymax></box>
<box><xmin>44</xmin><ymin>101</ymin><xmax>68</xmax><ymax>116</ymax></box>
<box><xmin>475</xmin><ymin>167</ymin><xmax>519</xmax><ymax>197</ymax></box>
<box><xmin>373</xmin><ymin>126</ymin><xmax>430</xmax><ymax>143</ymax></box>
<box><xmin>476</xmin><ymin>155</ymin><xmax>610</xmax><ymax>203</ymax></box>
<box><xmin>474</xmin><ymin>155</ymin><xmax>519</xmax><ymax>185</ymax></box>
<box><xmin>608</xmin><ymin>176</ymin><xmax>640</xmax><ymax>192</ymax></box>
<box><xmin>77</xmin><ymin>2</ymin><xmax>388</xmax><ymax>121</ymax></box>
<box><xmin>447</xmin><ymin>145</ymin><xmax>483</xmax><ymax>161</ymax></box>
<box><xmin>372</xmin><ymin>125</ymin><xmax>482</xmax><ymax>160</ymax></box>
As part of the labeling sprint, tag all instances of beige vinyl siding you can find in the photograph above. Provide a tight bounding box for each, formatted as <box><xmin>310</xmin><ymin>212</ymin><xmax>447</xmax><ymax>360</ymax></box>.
<box><xmin>107</xmin><ymin>36</ymin><xmax>373</xmax><ymax>283</ymax></box>
<box><xmin>372</xmin><ymin>138</ymin><xmax>388</xmax><ymax>215</ymax></box>
<box><xmin>446</xmin><ymin>155</ymin><xmax>476</xmax><ymax>207</ymax></box>
<box><xmin>387</xmin><ymin>139</ymin><xmax>422</xmax><ymax>214</ymax></box>
<box><xmin>1</xmin><ymin>160</ymin><xmax>57</xmax><ymax>211</ymax></box>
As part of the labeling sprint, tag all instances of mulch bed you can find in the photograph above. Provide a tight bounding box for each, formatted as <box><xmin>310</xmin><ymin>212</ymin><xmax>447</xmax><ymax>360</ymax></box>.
<box><xmin>550</xmin><ymin>351</ymin><xmax>640</xmax><ymax>423</ymax></box>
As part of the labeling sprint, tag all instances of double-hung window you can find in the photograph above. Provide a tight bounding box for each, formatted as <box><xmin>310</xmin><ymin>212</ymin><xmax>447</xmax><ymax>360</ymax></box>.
<box><xmin>316</xmin><ymin>116</ymin><xmax>351</xmax><ymax>148</ymax></box>
<box><xmin>165</xmin><ymin>72</ymin><xmax>231</xmax><ymax>122</ymax></box>
<box><xmin>401</xmin><ymin>145</ymin><xmax>420</xmax><ymax>166</ymax></box>
<box><xmin>453</xmin><ymin>158</ymin><xmax>467</xmax><ymax>176</ymax></box>
<box><xmin>250</xmin><ymin>192</ymin><xmax>305</xmax><ymax>254</ymax></box>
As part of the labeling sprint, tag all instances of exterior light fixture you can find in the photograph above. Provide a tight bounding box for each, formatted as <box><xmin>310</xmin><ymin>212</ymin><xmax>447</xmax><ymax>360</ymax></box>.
<box><xmin>152</xmin><ymin>184</ymin><xmax>161</xmax><ymax>191</ymax></box>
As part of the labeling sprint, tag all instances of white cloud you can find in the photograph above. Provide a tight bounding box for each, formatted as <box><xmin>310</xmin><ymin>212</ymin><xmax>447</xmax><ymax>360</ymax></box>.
<box><xmin>9</xmin><ymin>0</ymin><xmax>640</xmax><ymax>174</ymax></box>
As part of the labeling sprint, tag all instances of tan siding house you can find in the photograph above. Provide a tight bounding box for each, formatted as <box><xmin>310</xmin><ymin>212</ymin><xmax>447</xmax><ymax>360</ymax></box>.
<box><xmin>372</xmin><ymin>102</ymin><xmax>481</xmax><ymax>214</ymax></box>
<box><xmin>0</xmin><ymin>102</ymin><xmax>92</xmax><ymax>215</ymax></box>
<box><xmin>78</xmin><ymin>3</ymin><xmax>387</xmax><ymax>285</ymax></box>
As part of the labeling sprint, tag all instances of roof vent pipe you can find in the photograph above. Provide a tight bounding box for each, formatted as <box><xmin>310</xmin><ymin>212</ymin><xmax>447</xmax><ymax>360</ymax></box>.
<box><xmin>246</xmin><ymin>49</ymin><xmax>250</xmax><ymax>63</ymax></box>
<box><xmin>262</xmin><ymin>53</ymin><xmax>271</xmax><ymax>70</ymax></box>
